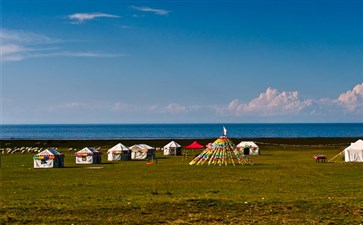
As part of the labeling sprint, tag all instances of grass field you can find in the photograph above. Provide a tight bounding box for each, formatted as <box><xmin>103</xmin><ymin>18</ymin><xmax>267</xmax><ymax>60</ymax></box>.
<box><xmin>1</xmin><ymin>139</ymin><xmax>363</xmax><ymax>224</ymax></box>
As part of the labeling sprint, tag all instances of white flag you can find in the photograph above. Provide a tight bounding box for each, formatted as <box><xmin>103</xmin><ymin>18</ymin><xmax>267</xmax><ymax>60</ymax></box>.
<box><xmin>223</xmin><ymin>126</ymin><xmax>227</xmax><ymax>136</ymax></box>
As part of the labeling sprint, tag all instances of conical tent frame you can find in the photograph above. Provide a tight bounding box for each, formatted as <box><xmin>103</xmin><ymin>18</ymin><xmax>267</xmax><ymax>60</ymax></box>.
<box><xmin>189</xmin><ymin>136</ymin><xmax>253</xmax><ymax>166</ymax></box>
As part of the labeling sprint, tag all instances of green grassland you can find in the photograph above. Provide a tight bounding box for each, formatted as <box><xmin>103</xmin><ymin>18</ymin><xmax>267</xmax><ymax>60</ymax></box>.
<box><xmin>1</xmin><ymin>139</ymin><xmax>363</xmax><ymax>224</ymax></box>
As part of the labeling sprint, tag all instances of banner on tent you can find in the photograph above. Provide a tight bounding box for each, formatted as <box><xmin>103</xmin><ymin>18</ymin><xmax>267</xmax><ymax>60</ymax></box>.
<box><xmin>34</xmin><ymin>159</ymin><xmax>54</xmax><ymax>168</ymax></box>
<box><xmin>76</xmin><ymin>156</ymin><xmax>93</xmax><ymax>164</ymax></box>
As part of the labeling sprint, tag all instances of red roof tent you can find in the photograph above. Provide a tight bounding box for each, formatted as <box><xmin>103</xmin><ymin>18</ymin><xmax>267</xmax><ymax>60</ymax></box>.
<box><xmin>185</xmin><ymin>141</ymin><xmax>205</xmax><ymax>149</ymax></box>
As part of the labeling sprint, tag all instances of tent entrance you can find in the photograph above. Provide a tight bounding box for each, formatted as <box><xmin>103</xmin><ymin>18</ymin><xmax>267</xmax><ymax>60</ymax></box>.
<box><xmin>243</xmin><ymin>147</ymin><xmax>250</xmax><ymax>155</ymax></box>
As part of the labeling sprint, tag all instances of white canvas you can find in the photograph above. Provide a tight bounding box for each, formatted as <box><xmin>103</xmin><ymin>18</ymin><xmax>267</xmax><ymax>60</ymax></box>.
<box><xmin>75</xmin><ymin>147</ymin><xmax>101</xmax><ymax>164</ymax></box>
<box><xmin>34</xmin><ymin>159</ymin><xmax>54</xmax><ymax>168</ymax></box>
<box><xmin>34</xmin><ymin>148</ymin><xmax>64</xmax><ymax>168</ymax></box>
<box><xmin>344</xmin><ymin>139</ymin><xmax>363</xmax><ymax>162</ymax></box>
<box><xmin>164</xmin><ymin>148</ymin><xmax>176</xmax><ymax>155</ymax></box>
<box><xmin>108</xmin><ymin>153</ymin><xmax>122</xmax><ymax>161</ymax></box>
<box><xmin>163</xmin><ymin>141</ymin><xmax>181</xmax><ymax>155</ymax></box>
<box><xmin>107</xmin><ymin>143</ymin><xmax>130</xmax><ymax>161</ymax></box>
<box><xmin>76</xmin><ymin>155</ymin><xmax>93</xmax><ymax>164</ymax></box>
<box><xmin>131</xmin><ymin>151</ymin><xmax>147</xmax><ymax>159</ymax></box>
<box><xmin>237</xmin><ymin>141</ymin><xmax>259</xmax><ymax>155</ymax></box>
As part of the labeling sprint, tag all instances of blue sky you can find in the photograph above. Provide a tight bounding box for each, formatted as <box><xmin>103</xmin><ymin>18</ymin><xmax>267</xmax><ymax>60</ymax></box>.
<box><xmin>1</xmin><ymin>0</ymin><xmax>363</xmax><ymax>124</ymax></box>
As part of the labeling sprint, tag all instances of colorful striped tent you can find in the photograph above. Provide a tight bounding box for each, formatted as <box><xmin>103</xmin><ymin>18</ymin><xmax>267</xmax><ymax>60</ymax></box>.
<box><xmin>34</xmin><ymin>148</ymin><xmax>64</xmax><ymax>168</ymax></box>
<box><xmin>189</xmin><ymin>136</ymin><xmax>253</xmax><ymax>166</ymax></box>
<box><xmin>74</xmin><ymin>147</ymin><xmax>102</xmax><ymax>164</ymax></box>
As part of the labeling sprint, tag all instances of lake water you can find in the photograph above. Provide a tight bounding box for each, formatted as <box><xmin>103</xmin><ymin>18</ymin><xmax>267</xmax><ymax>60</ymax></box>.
<box><xmin>1</xmin><ymin>123</ymin><xmax>362</xmax><ymax>139</ymax></box>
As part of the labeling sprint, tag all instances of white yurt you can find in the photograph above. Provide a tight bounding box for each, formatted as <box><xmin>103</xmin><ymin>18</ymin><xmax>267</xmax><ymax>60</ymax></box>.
<box><xmin>33</xmin><ymin>148</ymin><xmax>64</xmax><ymax>168</ymax></box>
<box><xmin>163</xmin><ymin>141</ymin><xmax>182</xmax><ymax>156</ymax></box>
<box><xmin>237</xmin><ymin>141</ymin><xmax>259</xmax><ymax>155</ymax></box>
<box><xmin>107</xmin><ymin>143</ymin><xmax>131</xmax><ymax>161</ymax></box>
<box><xmin>74</xmin><ymin>147</ymin><xmax>102</xmax><ymax>164</ymax></box>
<box><xmin>129</xmin><ymin>144</ymin><xmax>155</xmax><ymax>160</ymax></box>
<box><xmin>344</xmin><ymin>139</ymin><xmax>363</xmax><ymax>162</ymax></box>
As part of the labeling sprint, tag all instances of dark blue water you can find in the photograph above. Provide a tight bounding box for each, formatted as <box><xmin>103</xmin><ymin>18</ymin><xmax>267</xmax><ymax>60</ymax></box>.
<box><xmin>1</xmin><ymin>123</ymin><xmax>362</xmax><ymax>139</ymax></box>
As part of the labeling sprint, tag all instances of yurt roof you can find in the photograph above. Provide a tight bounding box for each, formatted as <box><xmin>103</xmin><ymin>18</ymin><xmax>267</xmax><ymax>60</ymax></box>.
<box><xmin>164</xmin><ymin>141</ymin><xmax>181</xmax><ymax>148</ymax></box>
<box><xmin>36</xmin><ymin>148</ymin><xmax>63</xmax><ymax>156</ymax></box>
<box><xmin>129</xmin><ymin>144</ymin><xmax>154</xmax><ymax>150</ymax></box>
<box><xmin>108</xmin><ymin>143</ymin><xmax>130</xmax><ymax>152</ymax></box>
<box><xmin>77</xmin><ymin>147</ymin><xmax>100</xmax><ymax>154</ymax></box>
<box><xmin>237</xmin><ymin>141</ymin><xmax>258</xmax><ymax>148</ymax></box>
<box><xmin>129</xmin><ymin>144</ymin><xmax>149</xmax><ymax>152</ymax></box>
<box><xmin>138</xmin><ymin>144</ymin><xmax>155</xmax><ymax>149</ymax></box>
<box><xmin>345</xmin><ymin>139</ymin><xmax>363</xmax><ymax>151</ymax></box>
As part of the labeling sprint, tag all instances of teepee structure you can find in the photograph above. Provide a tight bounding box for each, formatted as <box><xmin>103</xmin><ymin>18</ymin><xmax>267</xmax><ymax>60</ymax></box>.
<box><xmin>189</xmin><ymin>135</ymin><xmax>253</xmax><ymax>166</ymax></box>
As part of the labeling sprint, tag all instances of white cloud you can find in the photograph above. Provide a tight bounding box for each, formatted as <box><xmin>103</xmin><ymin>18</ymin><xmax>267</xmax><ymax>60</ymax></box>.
<box><xmin>113</xmin><ymin>102</ymin><xmax>132</xmax><ymax>111</ymax></box>
<box><xmin>0</xmin><ymin>28</ymin><xmax>56</xmax><ymax>44</ymax></box>
<box><xmin>337</xmin><ymin>83</ymin><xmax>363</xmax><ymax>112</ymax></box>
<box><xmin>68</xmin><ymin>13</ymin><xmax>120</xmax><ymax>24</ymax></box>
<box><xmin>47</xmin><ymin>102</ymin><xmax>89</xmax><ymax>112</ymax></box>
<box><xmin>113</xmin><ymin>102</ymin><xmax>207</xmax><ymax>115</ymax></box>
<box><xmin>162</xmin><ymin>103</ymin><xmax>188</xmax><ymax>114</ymax></box>
<box><xmin>219</xmin><ymin>87</ymin><xmax>312</xmax><ymax>117</ymax></box>
<box><xmin>130</xmin><ymin>6</ymin><xmax>170</xmax><ymax>15</ymax></box>
<box><xmin>30</xmin><ymin>51</ymin><xmax>124</xmax><ymax>58</ymax></box>
<box><xmin>1</xmin><ymin>29</ymin><xmax>57</xmax><ymax>62</ymax></box>
<box><xmin>1</xmin><ymin>44</ymin><xmax>26</xmax><ymax>61</ymax></box>
<box><xmin>216</xmin><ymin>83</ymin><xmax>363</xmax><ymax>122</ymax></box>
<box><xmin>113</xmin><ymin>102</ymin><xmax>187</xmax><ymax>114</ymax></box>
<box><xmin>111</xmin><ymin>84</ymin><xmax>363</xmax><ymax>122</ymax></box>
<box><xmin>1</xmin><ymin>28</ymin><xmax>124</xmax><ymax>62</ymax></box>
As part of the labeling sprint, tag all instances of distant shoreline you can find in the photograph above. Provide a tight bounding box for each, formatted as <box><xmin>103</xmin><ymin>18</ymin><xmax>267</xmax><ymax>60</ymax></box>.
<box><xmin>1</xmin><ymin>137</ymin><xmax>361</xmax><ymax>149</ymax></box>
<box><xmin>2</xmin><ymin>122</ymin><xmax>363</xmax><ymax>125</ymax></box>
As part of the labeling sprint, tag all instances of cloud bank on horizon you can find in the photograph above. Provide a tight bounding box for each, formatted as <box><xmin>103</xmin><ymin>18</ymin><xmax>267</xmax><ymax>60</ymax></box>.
<box><xmin>218</xmin><ymin>83</ymin><xmax>363</xmax><ymax>119</ymax></box>
<box><xmin>109</xmin><ymin>83</ymin><xmax>363</xmax><ymax>121</ymax></box>
<box><xmin>4</xmin><ymin>83</ymin><xmax>361</xmax><ymax>124</ymax></box>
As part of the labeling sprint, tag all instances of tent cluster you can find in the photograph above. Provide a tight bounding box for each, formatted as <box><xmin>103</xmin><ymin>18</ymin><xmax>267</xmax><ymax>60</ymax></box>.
<box><xmin>30</xmin><ymin>138</ymin><xmax>363</xmax><ymax>169</ymax></box>
<box><xmin>189</xmin><ymin>136</ymin><xmax>253</xmax><ymax>166</ymax></box>
<box><xmin>163</xmin><ymin>140</ymin><xmax>204</xmax><ymax>156</ymax></box>
<box><xmin>107</xmin><ymin>143</ymin><xmax>155</xmax><ymax>161</ymax></box>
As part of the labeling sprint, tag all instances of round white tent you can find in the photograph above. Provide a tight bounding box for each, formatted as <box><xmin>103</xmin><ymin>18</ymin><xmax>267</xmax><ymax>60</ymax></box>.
<box><xmin>344</xmin><ymin>139</ymin><xmax>363</xmax><ymax>162</ymax></box>
<box><xmin>107</xmin><ymin>143</ymin><xmax>131</xmax><ymax>161</ymax></box>
<box><xmin>129</xmin><ymin>144</ymin><xmax>155</xmax><ymax>160</ymax></box>
<box><xmin>75</xmin><ymin>147</ymin><xmax>102</xmax><ymax>164</ymax></box>
<box><xmin>237</xmin><ymin>141</ymin><xmax>259</xmax><ymax>155</ymax></box>
<box><xmin>34</xmin><ymin>148</ymin><xmax>64</xmax><ymax>168</ymax></box>
<box><xmin>163</xmin><ymin>141</ymin><xmax>182</xmax><ymax>156</ymax></box>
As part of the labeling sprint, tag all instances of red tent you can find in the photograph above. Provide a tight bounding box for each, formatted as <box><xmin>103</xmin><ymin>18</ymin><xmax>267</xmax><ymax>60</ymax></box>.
<box><xmin>185</xmin><ymin>141</ymin><xmax>205</xmax><ymax>149</ymax></box>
